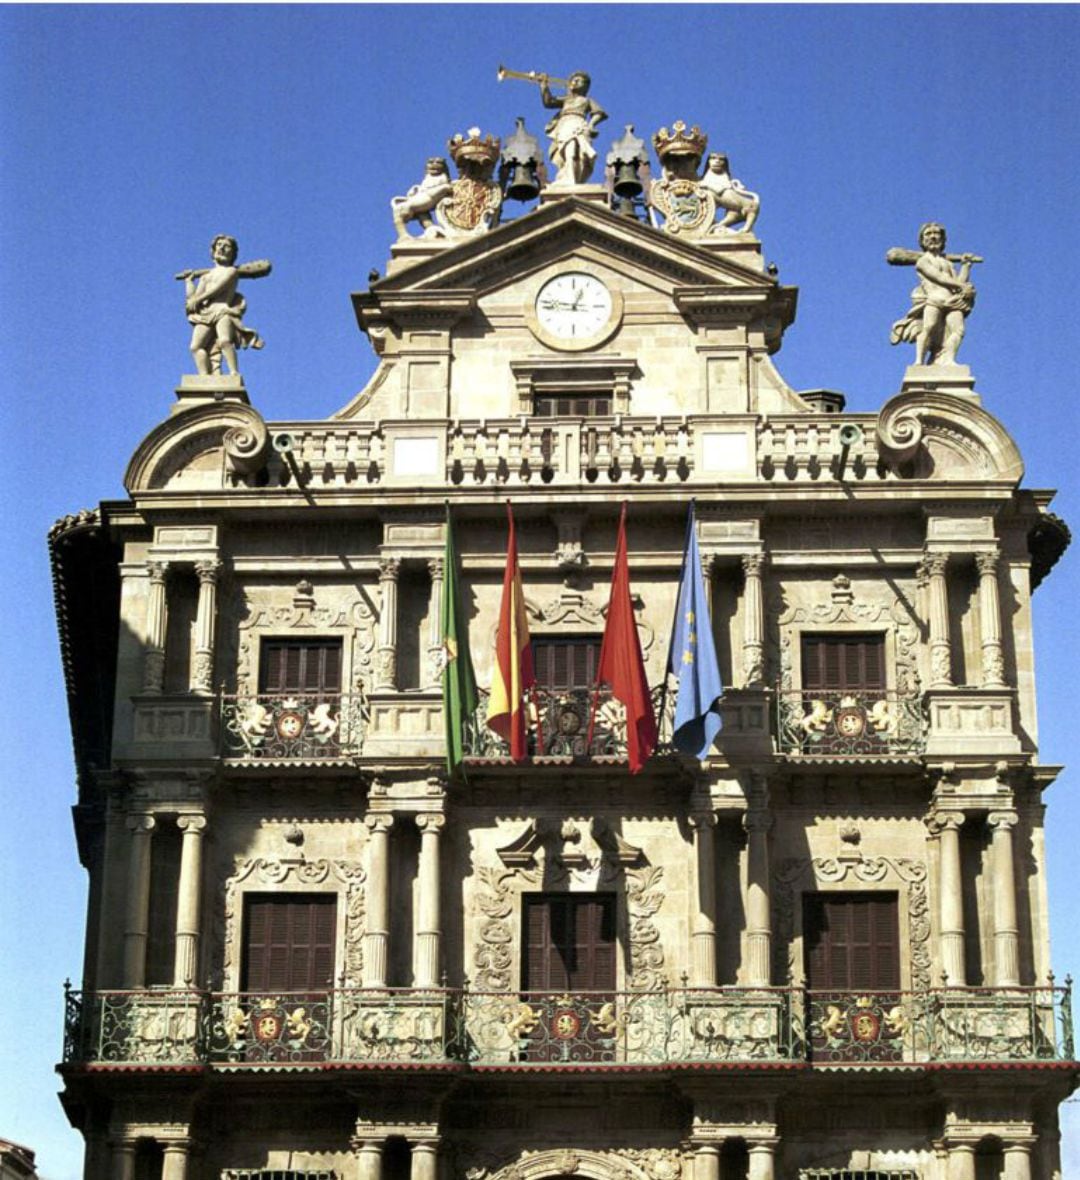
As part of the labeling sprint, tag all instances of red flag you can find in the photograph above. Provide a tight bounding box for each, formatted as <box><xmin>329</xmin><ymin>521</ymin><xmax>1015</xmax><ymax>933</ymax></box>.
<box><xmin>487</xmin><ymin>502</ymin><xmax>535</xmax><ymax>761</ymax></box>
<box><xmin>594</xmin><ymin>503</ymin><xmax>657</xmax><ymax>773</ymax></box>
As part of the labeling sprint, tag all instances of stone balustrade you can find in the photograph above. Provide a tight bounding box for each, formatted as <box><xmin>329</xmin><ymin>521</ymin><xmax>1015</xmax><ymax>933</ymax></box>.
<box><xmin>222</xmin><ymin>413</ymin><xmax>891</xmax><ymax>492</ymax></box>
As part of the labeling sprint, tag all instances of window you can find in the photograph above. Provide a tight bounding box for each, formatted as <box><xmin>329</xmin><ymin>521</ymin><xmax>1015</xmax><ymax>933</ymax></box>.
<box><xmin>532</xmin><ymin>636</ymin><xmax>600</xmax><ymax>693</ymax></box>
<box><xmin>241</xmin><ymin>894</ymin><xmax>336</xmax><ymax>993</ymax></box>
<box><xmin>801</xmin><ymin>633</ymin><xmax>885</xmax><ymax>692</ymax></box>
<box><xmin>533</xmin><ymin>393</ymin><xmax>613</xmax><ymax>417</ymax></box>
<box><xmin>523</xmin><ymin>893</ymin><xmax>616</xmax><ymax>992</ymax></box>
<box><xmin>259</xmin><ymin>638</ymin><xmax>342</xmax><ymax>696</ymax></box>
<box><xmin>803</xmin><ymin>892</ymin><xmax>900</xmax><ymax>991</ymax></box>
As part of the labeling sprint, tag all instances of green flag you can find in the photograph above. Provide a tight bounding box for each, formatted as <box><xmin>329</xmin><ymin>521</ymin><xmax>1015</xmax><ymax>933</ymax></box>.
<box><xmin>441</xmin><ymin>506</ymin><xmax>478</xmax><ymax>776</ymax></box>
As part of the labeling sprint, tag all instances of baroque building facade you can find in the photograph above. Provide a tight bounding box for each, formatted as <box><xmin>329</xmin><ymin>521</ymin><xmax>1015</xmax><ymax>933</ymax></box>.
<box><xmin>51</xmin><ymin>97</ymin><xmax>1075</xmax><ymax>1180</ymax></box>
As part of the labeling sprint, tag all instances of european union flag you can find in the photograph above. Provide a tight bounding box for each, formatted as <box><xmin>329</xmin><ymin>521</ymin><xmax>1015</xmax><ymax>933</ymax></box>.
<box><xmin>667</xmin><ymin>503</ymin><xmax>724</xmax><ymax>758</ymax></box>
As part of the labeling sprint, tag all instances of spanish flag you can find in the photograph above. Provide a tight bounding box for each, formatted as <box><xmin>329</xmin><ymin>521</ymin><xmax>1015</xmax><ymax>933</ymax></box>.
<box><xmin>487</xmin><ymin>502</ymin><xmax>535</xmax><ymax>761</ymax></box>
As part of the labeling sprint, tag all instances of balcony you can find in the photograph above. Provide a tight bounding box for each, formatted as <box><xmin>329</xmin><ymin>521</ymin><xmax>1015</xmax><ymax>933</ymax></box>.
<box><xmin>219</xmin><ymin>692</ymin><xmax>367</xmax><ymax>762</ymax></box>
<box><xmin>62</xmin><ymin>984</ymin><xmax>1073</xmax><ymax>1070</ymax></box>
<box><xmin>462</xmin><ymin>687</ymin><xmax>657</xmax><ymax>764</ymax></box>
<box><xmin>776</xmin><ymin>688</ymin><xmax>927</xmax><ymax>759</ymax></box>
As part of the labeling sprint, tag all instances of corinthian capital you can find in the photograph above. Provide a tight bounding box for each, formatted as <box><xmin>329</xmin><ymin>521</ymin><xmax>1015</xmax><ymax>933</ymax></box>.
<box><xmin>741</xmin><ymin>552</ymin><xmax>766</xmax><ymax>578</ymax></box>
<box><xmin>378</xmin><ymin>557</ymin><xmax>402</xmax><ymax>582</ymax></box>
<box><xmin>975</xmin><ymin>551</ymin><xmax>1000</xmax><ymax>577</ymax></box>
<box><xmin>194</xmin><ymin>559</ymin><xmax>222</xmax><ymax>585</ymax></box>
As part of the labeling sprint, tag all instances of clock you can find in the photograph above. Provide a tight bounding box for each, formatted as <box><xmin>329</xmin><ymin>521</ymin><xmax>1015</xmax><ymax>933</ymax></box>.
<box><xmin>529</xmin><ymin>271</ymin><xmax>622</xmax><ymax>350</ymax></box>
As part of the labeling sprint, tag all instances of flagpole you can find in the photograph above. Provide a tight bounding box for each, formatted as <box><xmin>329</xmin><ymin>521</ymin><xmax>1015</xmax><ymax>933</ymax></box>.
<box><xmin>587</xmin><ymin>500</ymin><xmax>626</xmax><ymax>752</ymax></box>
<box><xmin>658</xmin><ymin>499</ymin><xmax>695</xmax><ymax>744</ymax></box>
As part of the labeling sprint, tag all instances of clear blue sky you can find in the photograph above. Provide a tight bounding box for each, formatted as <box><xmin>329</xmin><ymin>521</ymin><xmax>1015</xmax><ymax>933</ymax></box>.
<box><xmin>2</xmin><ymin>6</ymin><xmax>1078</xmax><ymax>1176</ymax></box>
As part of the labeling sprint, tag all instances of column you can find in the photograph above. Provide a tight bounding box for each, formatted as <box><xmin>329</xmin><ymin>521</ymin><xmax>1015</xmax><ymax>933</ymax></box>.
<box><xmin>111</xmin><ymin>1142</ymin><xmax>137</xmax><ymax>1180</ymax></box>
<box><xmin>744</xmin><ymin>809</ymin><xmax>773</xmax><ymax>986</ymax></box>
<box><xmin>173</xmin><ymin>815</ymin><xmax>207</xmax><ymax>988</ymax></box>
<box><xmin>142</xmin><ymin>561</ymin><xmax>169</xmax><ymax>694</ymax></box>
<box><xmin>415</xmin><ymin>813</ymin><xmax>445</xmax><ymax>987</ymax></box>
<box><xmin>689</xmin><ymin>812</ymin><xmax>718</xmax><ymax>987</ymax></box>
<box><xmin>94</xmin><ymin>795</ymin><xmax>125</xmax><ymax>988</ymax></box>
<box><xmin>375</xmin><ymin>558</ymin><xmax>401</xmax><ymax>691</ymax></box>
<box><xmin>192</xmin><ymin>559</ymin><xmax>222</xmax><ymax>694</ymax></box>
<box><xmin>946</xmin><ymin>1144</ymin><xmax>976</xmax><ymax>1180</ymax></box>
<box><xmin>929</xmin><ymin>811</ymin><xmax>967</xmax><ymax>986</ymax></box>
<box><xmin>425</xmin><ymin>557</ymin><xmax>445</xmax><ymax>690</ymax></box>
<box><xmin>162</xmin><ymin>1140</ymin><xmax>192</xmax><ymax>1180</ymax></box>
<box><xmin>122</xmin><ymin>814</ymin><xmax>156</xmax><ymax>987</ymax></box>
<box><xmin>741</xmin><ymin>553</ymin><xmax>766</xmax><ymax>687</ymax></box>
<box><xmin>354</xmin><ymin>1140</ymin><xmax>384</xmax><ymax>1180</ymax></box>
<box><xmin>1003</xmin><ymin>1139</ymin><xmax>1034</xmax><ymax>1180</ymax></box>
<box><xmin>989</xmin><ymin>810</ymin><xmax>1021</xmax><ymax>986</ymax></box>
<box><xmin>924</xmin><ymin>552</ymin><xmax>953</xmax><ymax>688</ymax></box>
<box><xmin>692</xmin><ymin>1144</ymin><xmax>720</xmax><ymax>1180</ymax></box>
<box><xmin>976</xmin><ymin>551</ymin><xmax>1007</xmax><ymax>688</ymax></box>
<box><xmin>410</xmin><ymin>1140</ymin><xmax>439</xmax><ymax>1180</ymax></box>
<box><xmin>364</xmin><ymin>814</ymin><xmax>394</xmax><ymax>986</ymax></box>
<box><xmin>747</xmin><ymin>1139</ymin><xmax>778</xmax><ymax>1180</ymax></box>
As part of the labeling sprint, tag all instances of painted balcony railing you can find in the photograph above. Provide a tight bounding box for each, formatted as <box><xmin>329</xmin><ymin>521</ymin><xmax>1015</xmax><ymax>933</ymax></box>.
<box><xmin>219</xmin><ymin>692</ymin><xmax>368</xmax><ymax>761</ymax></box>
<box><xmin>463</xmin><ymin>686</ymin><xmax>675</xmax><ymax>763</ymax></box>
<box><xmin>456</xmin><ymin>988</ymin><xmax>798</xmax><ymax>1065</ymax></box>
<box><xmin>805</xmin><ymin>986</ymin><xmax>1074</xmax><ymax>1064</ymax></box>
<box><xmin>61</xmin><ymin>983</ymin><xmax>1074</xmax><ymax>1068</ymax></box>
<box><xmin>776</xmin><ymin>688</ymin><xmax>927</xmax><ymax>758</ymax></box>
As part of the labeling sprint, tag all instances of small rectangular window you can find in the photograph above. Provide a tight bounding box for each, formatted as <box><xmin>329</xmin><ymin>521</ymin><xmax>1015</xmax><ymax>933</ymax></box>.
<box><xmin>259</xmin><ymin>638</ymin><xmax>342</xmax><ymax>695</ymax></box>
<box><xmin>532</xmin><ymin>637</ymin><xmax>600</xmax><ymax>692</ymax></box>
<box><xmin>533</xmin><ymin>393</ymin><xmax>613</xmax><ymax>418</ymax></box>
<box><xmin>801</xmin><ymin>633</ymin><xmax>886</xmax><ymax>691</ymax></box>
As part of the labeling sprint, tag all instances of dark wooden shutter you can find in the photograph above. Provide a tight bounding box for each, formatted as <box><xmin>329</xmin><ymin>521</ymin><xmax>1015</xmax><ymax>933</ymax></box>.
<box><xmin>532</xmin><ymin>637</ymin><xmax>600</xmax><ymax>691</ymax></box>
<box><xmin>803</xmin><ymin>893</ymin><xmax>900</xmax><ymax>990</ymax></box>
<box><xmin>259</xmin><ymin>639</ymin><xmax>342</xmax><ymax>695</ymax></box>
<box><xmin>522</xmin><ymin>894</ymin><xmax>616</xmax><ymax>991</ymax></box>
<box><xmin>144</xmin><ymin>821</ymin><xmax>182</xmax><ymax>986</ymax></box>
<box><xmin>802</xmin><ymin>634</ymin><xmax>886</xmax><ymax>692</ymax></box>
<box><xmin>242</xmin><ymin>894</ymin><xmax>336</xmax><ymax>992</ymax></box>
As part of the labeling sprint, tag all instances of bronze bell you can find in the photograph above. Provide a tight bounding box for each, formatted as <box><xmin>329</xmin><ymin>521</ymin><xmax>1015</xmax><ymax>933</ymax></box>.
<box><xmin>504</xmin><ymin>162</ymin><xmax>540</xmax><ymax>202</ymax></box>
<box><xmin>612</xmin><ymin>160</ymin><xmax>643</xmax><ymax>200</ymax></box>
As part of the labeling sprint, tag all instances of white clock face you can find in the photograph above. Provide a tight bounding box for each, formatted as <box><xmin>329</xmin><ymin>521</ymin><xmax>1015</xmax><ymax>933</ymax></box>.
<box><xmin>535</xmin><ymin>273</ymin><xmax>613</xmax><ymax>340</ymax></box>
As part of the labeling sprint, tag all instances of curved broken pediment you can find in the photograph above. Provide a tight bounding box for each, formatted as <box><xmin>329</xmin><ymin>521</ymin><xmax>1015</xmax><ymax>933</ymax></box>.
<box><xmin>876</xmin><ymin>389</ymin><xmax>1023</xmax><ymax>483</ymax></box>
<box><xmin>124</xmin><ymin>402</ymin><xmax>270</xmax><ymax>493</ymax></box>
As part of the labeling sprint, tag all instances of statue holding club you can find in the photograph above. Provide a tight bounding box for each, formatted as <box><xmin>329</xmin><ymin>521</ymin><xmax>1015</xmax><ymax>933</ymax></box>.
<box><xmin>888</xmin><ymin>223</ymin><xmax>982</xmax><ymax>367</ymax></box>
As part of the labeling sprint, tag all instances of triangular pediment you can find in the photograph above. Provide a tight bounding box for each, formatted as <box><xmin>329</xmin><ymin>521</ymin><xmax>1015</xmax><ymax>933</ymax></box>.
<box><xmin>356</xmin><ymin>197</ymin><xmax>780</xmax><ymax>304</ymax></box>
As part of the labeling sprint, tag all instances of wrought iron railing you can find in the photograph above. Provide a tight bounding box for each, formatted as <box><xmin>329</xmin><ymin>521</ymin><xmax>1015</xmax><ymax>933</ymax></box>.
<box><xmin>219</xmin><ymin>692</ymin><xmax>367</xmax><ymax>760</ymax></box>
<box><xmin>462</xmin><ymin>685</ymin><xmax>675</xmax><ymax>762</ymax></box>
<box><xmin>61</xmin><ymin>982</ymin><xmax>1074</xmax><ymax>1068</ymax></box>
<box><xmin>776</xmin><ymin>688</ymin><xmax>926</xmax><ymax>757</ymax></box>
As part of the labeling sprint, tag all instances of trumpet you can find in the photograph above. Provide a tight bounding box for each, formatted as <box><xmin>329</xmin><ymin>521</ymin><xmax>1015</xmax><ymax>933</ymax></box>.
<box><xmin>497</xmin><ymin>64</ymin><xmax>569</xmax><ymax>88</ymax></box>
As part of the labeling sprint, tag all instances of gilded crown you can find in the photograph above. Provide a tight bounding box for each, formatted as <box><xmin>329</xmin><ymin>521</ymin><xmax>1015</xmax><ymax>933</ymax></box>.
<box><xmin>652</xmin><ymin>120</ymin><xmax>708</xmax><ymax>162</ymax></box>
<box><xmin>449</xmin><ymin>127</ymin><xmax>501</xmax><ymax>167</ymax></box>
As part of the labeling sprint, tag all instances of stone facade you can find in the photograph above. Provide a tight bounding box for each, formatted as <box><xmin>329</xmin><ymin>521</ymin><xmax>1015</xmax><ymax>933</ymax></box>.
<box><xmin>50</xmin><ymin>142</ymin><xmax>1074</xmax><ymax>1180</ymax></box>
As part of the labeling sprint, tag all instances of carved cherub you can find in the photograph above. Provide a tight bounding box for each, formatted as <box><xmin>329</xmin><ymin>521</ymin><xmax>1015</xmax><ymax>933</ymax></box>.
<box><xmin>175</xmin><ymin>235</ymin><xmax>271</xmax><ymax>376</ymax></box>
<box><xmin>391</xmin><ymin>157</ymin><xmax>454</xmax><ymax>240</ymax></box>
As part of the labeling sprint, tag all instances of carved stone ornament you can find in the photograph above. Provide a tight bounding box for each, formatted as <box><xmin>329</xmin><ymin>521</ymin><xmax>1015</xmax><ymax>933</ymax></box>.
<box><xmin>218</xmin><ymin>856</ymin><xmax>366</xmax><ymax>989</ymax></box>
<box><xmin>469</xmin><ymin>1147</ymin><xmax>687</xmax><ymax>1180</ymax></box>
<box><xmin>772</xmin><ymin>855</ymin><xmax>931</xmax><ymax>991</ymax></box>
<box><xmin>771</xmin><ymin>577</ymin><xmax>920</xmax><ymax>694</ymax></box>
<box><xmin>523</xmin><ymin>589</ymin><xmax>655</xmax><ymax>655</ymax></box>
<box><xmin>433</xmin><ymin>130</ymin><xmax>504</xmax><ymax>238</ymax></box>
<box><xmin>124</xmin><ymin>401</ymin><xmax>272</xmax><ymax>492</ymax></box>
<box><xmin>230</xmin><ymin>588</ymin><xmax>376</xmax><ymax>696</ymax></box>
<box><xmin>471</xmin><ymin>842</ymin><xmax>665</xmax><ymax>992</ymax></box>
<box><xmin>876</xmin><ymin>390</ymin><xmax>1023</xmax><ymax>483</ymax></box>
